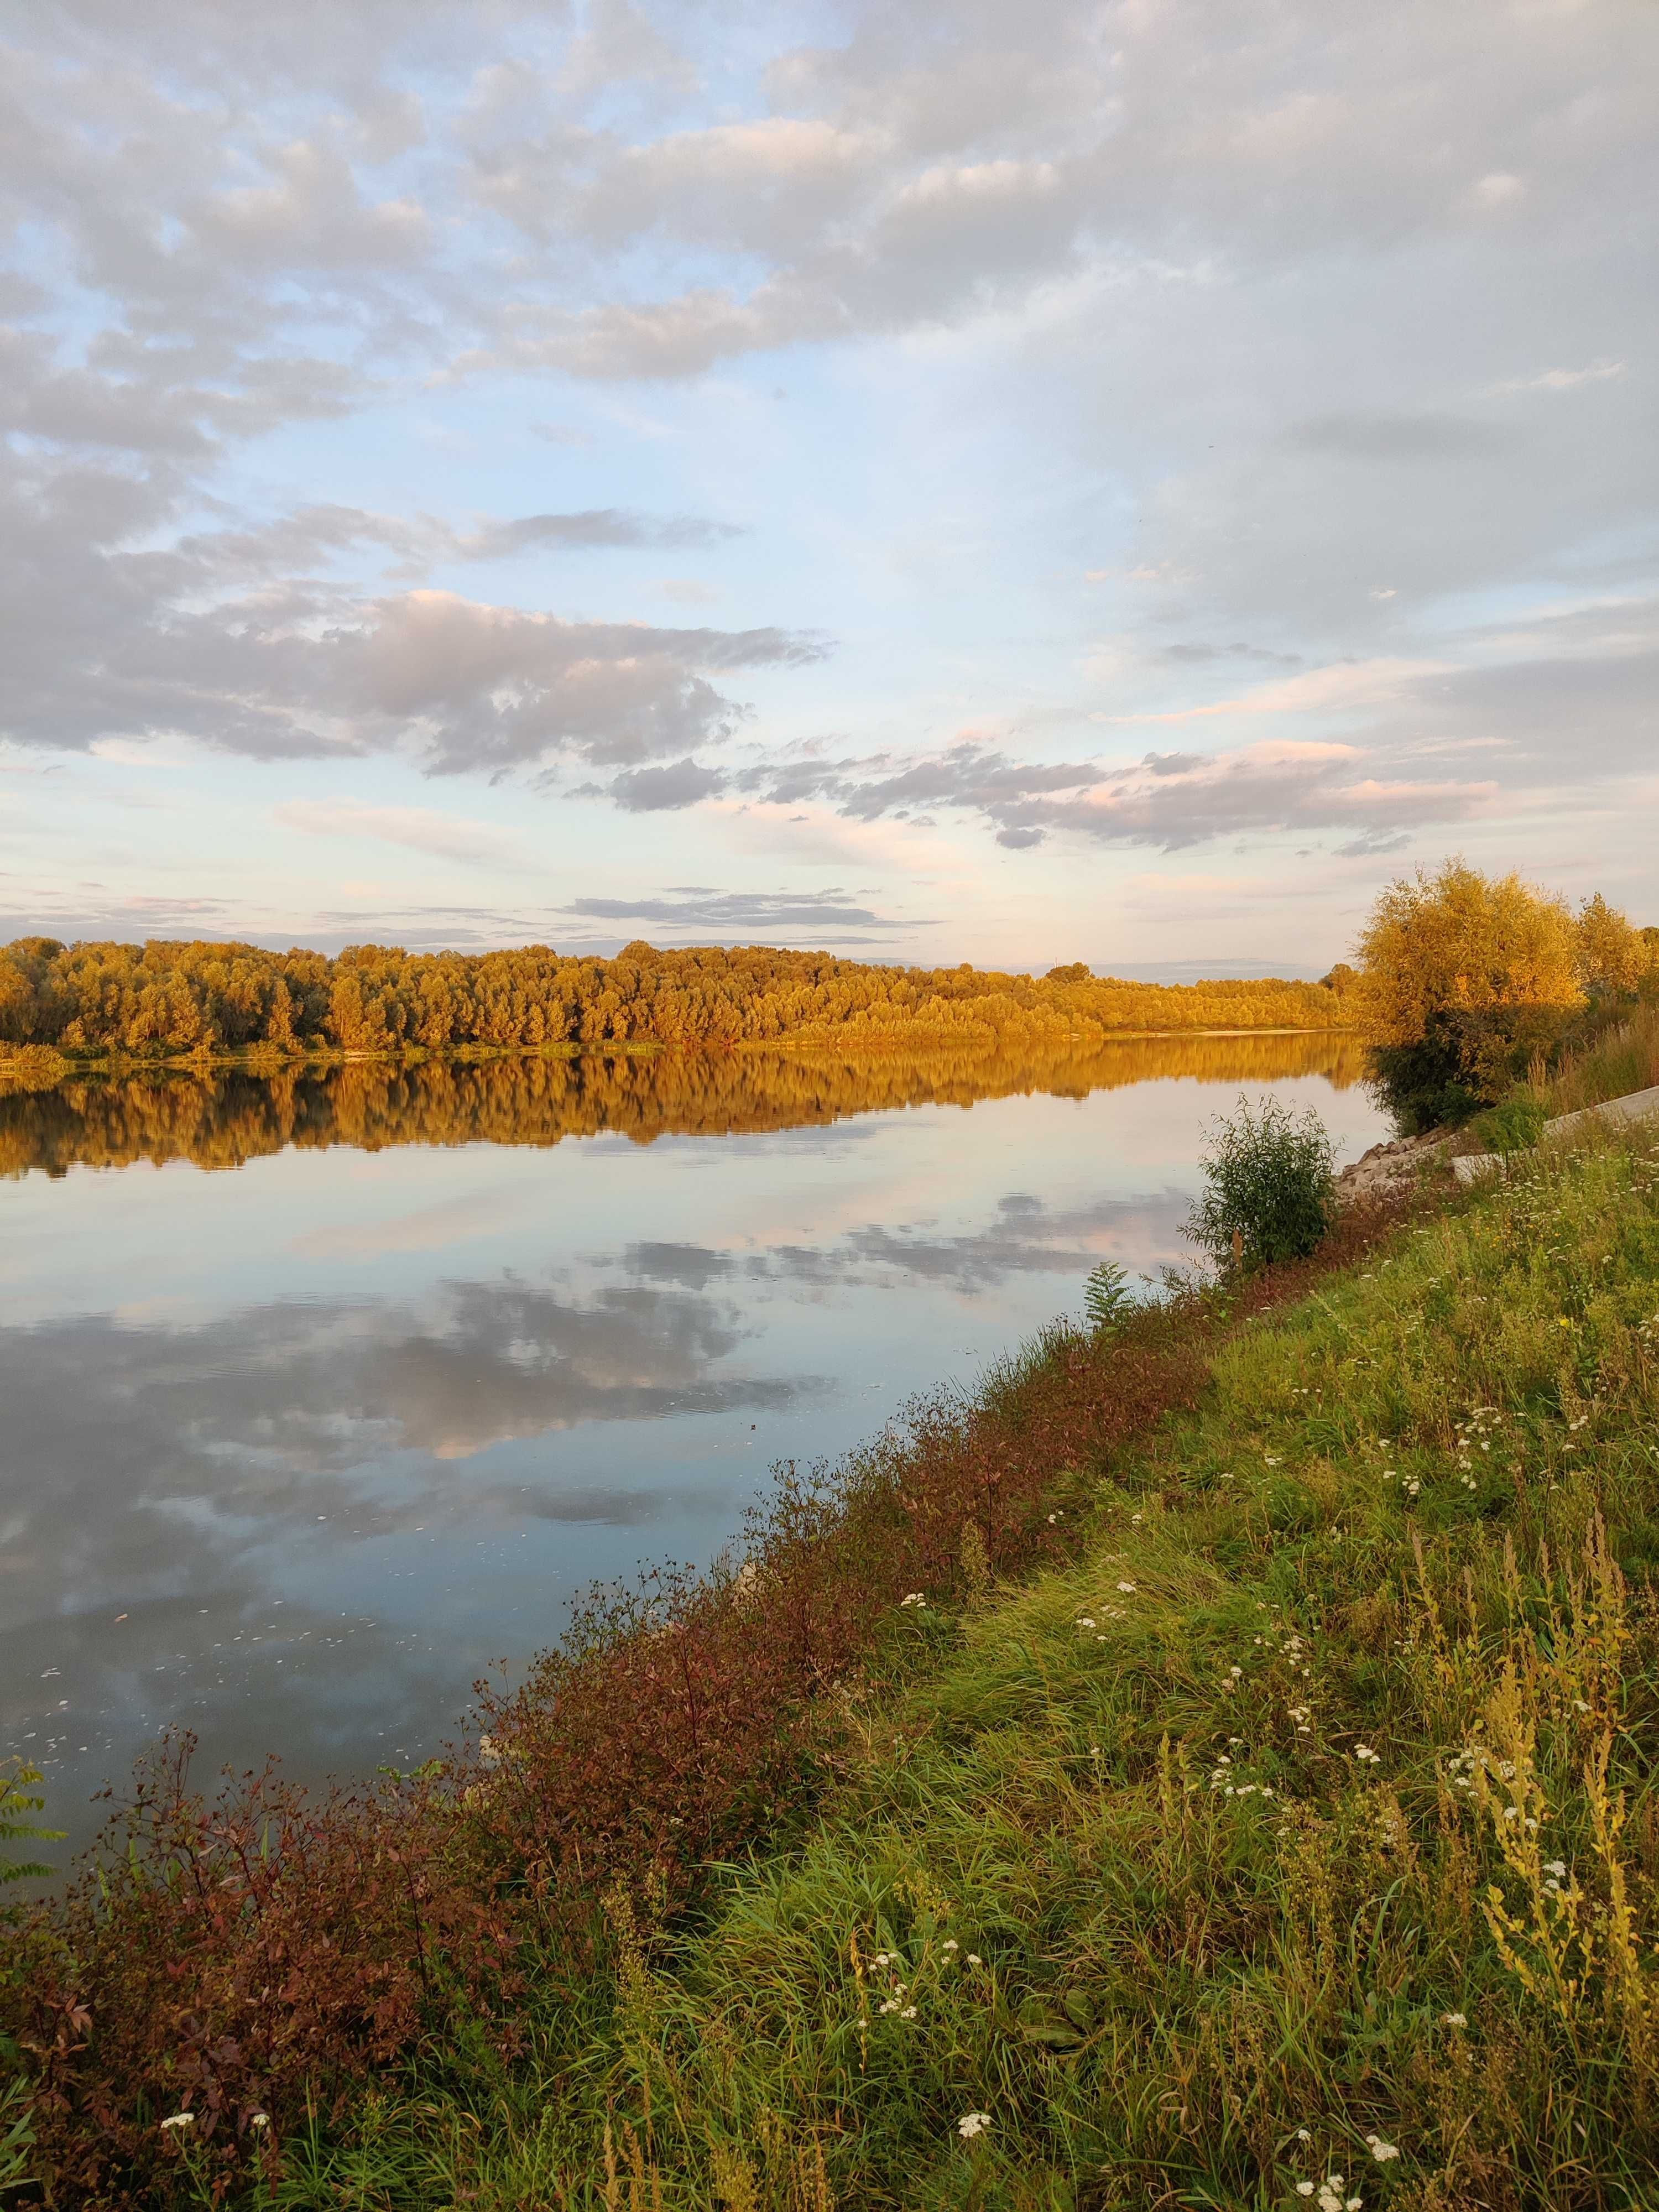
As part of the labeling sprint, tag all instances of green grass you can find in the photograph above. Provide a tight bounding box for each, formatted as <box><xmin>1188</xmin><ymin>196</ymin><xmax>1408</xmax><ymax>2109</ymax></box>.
<box><xmin>181</xmin><ymin>1130</ymin><xmax>1659</xmax><ymax>2209</ymax></box>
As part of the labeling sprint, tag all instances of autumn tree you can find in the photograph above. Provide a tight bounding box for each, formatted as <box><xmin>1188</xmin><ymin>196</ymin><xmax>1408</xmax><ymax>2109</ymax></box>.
<box><xmin>1577</xmin><ymin>893</ymin><xmax>1650</xmax><ymax>997</ymax></box>
<box><xmin>1357</xmin><ymin>860</ymin><xmax>1586</xmax><ymax>1131</ymax></box>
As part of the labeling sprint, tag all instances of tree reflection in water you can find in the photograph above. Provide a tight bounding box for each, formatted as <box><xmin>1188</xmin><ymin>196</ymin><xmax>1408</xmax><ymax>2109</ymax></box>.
<box><xmin>0</xmin><ymin>1032</ymin><xmax>1368</xmax><ymax>1178</ymax></box>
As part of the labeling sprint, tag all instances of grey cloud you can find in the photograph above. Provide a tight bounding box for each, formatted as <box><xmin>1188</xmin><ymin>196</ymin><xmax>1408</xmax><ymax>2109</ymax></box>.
<box><xmin>173</xmin><ymin>504</ymin><xmax>742</xmax><ymax>581</ymax></box>
<box><xmin>566</xmin><ymin>888</ymin><xmax>916</xmax><ymax>933</ymax></box>
<box><xmin>608</xmin><ymin>757</ymin><xmax>728</xmax><ymax>810</ymax></box>
<box><xmin>739</xmin><ymin>734</ymin><xmax>1494</xmax><ymax>853</ymax></box>
<box><xmin>451</xmin><ymin>510</ymin><xmax>742</xmax><ymax>559</ymax></box>
<box><xmin>0</xmin><ymin>499</ymin><xmax>825</xmax><ymax>764</ymax></box>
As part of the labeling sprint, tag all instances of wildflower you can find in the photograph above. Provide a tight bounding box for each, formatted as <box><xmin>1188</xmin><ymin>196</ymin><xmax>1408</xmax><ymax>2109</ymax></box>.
<box><xmin>1296</xmin><ymin>2128</ymin><xmax>1312</xmax><ymax>2141</ymax></box>
<box><xmin>1229</xmin><ymin>1665</ymin><xmax>1243</xmax><ymax>1678</ymax></box>
<box><xmin>1365</xmin><ymin>2136</ymin><xmax>1400</xmax><ymax>2162</ymax></box>
<box><xmin>160</xmin><ymin>2114</ymin><xmax>195</xmax><ymax>2134</ymax></box>
<box><xmin>248</xmin><ymin>2112</ymin><xmax>270</xmax><ymax>2132</ymax></box>
<box><xmin>1116</xmin><ymin>1580</ymin><xmax>1136</xmax><ymax>1593</ymax></box>
<box><xmin>1440</xmin><ymin>2011</ymin><xmax>1467</xmax><ymax>2027</ymax></box>
<box><xmin>1076</xmin><ymin>1616</ymin><xmax>1097</xmax><ymax>1629</ymax></box>
<box><xmin>900</xmin><ymin>1592</ymin><xmax>927</xmax><ymax>1608</ymax></box>
<box><xmin>900</xmin><ymin>2004</ymin><xmax>917</xmax><ymax>2018</ymax></box>
<box><xmin>1354</xmin><ymin>1745</ymin><xmax>1381</xmax><ymax>1765</ymax></box>
<box><xmin>966</xmin><ymin>1952</ymin><xmax>983</xmax><ymax>1965</ymax></box>
<box><xmin>958</xmin><ymin>2110</ymin><xmax>992</xmax><ymax>2140</ymax></box>
<box><xmin>1264</xmin><ymin>1454</ymin><xmax>1281</xmax><ymax>1465</ymax></box>
<box><xmin>942</xmin><ymin>1937</ymin><xmax>959</xmax><ymax>1952</ymax></box>
<box><xmin>1297</xmin><ymin>2187</ymin><xmax>1316</xmax><ymax>2199</ymax></box>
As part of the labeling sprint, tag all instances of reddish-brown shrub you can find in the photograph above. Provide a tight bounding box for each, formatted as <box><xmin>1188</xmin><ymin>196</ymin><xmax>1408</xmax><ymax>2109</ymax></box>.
<box><xmin>8</xmin><ymin>1741</ymin><xmax>522</xmax><ymax>2204</ymax></box>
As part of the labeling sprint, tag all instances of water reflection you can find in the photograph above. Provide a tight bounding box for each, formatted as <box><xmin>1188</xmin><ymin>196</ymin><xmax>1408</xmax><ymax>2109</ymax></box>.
<box><xmin>0</xmin><ymin>1031</ymin><xmax>1368</xmax><ymax>1176</ymax></box>
<box><xmin>0</xmin><ymin>1039</ymin><xmax>1383</xmax><ymax>1859</ymax></box>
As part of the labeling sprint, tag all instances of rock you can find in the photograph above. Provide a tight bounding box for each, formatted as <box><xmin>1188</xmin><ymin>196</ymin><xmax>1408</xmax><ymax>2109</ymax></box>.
<box><xmin>1333</xmin><ymin>1128</ymin><xmax>1453</xmax><ymax>1206</ymax></box>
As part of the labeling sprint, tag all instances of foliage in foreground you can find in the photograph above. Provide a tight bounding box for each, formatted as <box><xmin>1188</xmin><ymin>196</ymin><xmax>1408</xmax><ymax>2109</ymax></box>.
<box><xmin>1186</xmin><ymin>1093</ymin><xmax>1335</xmax><ymax>1275</ymax></box>
<box><xmin>270</xmin><ymin>1130</ymin><xmax>1659</xmax><ymax>2210</ymax></box>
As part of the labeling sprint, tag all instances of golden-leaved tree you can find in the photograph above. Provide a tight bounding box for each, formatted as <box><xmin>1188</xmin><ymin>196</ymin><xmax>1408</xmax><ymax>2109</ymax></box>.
<box><xmin>1356</xmin><ymin>860</ymin><xmax>1646</xmax><ymax>1132</ymax></box>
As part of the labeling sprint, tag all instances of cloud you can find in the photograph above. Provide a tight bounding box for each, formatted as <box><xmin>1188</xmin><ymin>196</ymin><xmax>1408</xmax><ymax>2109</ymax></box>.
<box><xmin>732</xmin><ymin>733</ymin><xmax>1495</xmax><ymax>853</ymax></box>
<box><xmin>442</xmin><ymin>511</ymin><xmax>742</xmax><ymax>560</ymax></box>
<box><xmin>273</xmin><ymin>799</ymin><xmax>525</xmax><ymax>865</ymax></box>
<box><xmin>565</xmin><ymin>888</ymin><xmax>917</xmax><ymax>935</ymax></box>
<box><xmin>0</xmin><ymin>550</ymin><xmax>826</xmax><ymax>770</ymax></box>
<box><xmin>1486</xmin><ymin>359</ymin><xmax>1629</xmax><ymax>396</ymax></box>
<box><xmin>607</xmin><ymin>757</ymin><xmax>728</xmax><ymax>811</ymax></box>
<box><xmin>1</xmin><ymin>0</ymin><xmax>1656</xmax><ymax>920</ymax></box>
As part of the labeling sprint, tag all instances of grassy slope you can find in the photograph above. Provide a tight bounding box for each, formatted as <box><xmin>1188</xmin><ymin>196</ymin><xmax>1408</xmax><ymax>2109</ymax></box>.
<box><xmin>288</xmin><ymin>1130</ymin><xmax>1659</xmax><ymax>2212</ymax></box>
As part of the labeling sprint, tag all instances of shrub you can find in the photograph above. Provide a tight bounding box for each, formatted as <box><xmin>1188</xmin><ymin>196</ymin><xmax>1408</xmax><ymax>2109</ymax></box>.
<box><xmin>1368</xmin><ymin>1004</ymin><xmax>1570</xmax><ymax>1133</ymax></box>
<box><xmin>1470</xmin><ymin>1086</ymin><xmax>1550</xmax><ymax>1156</ymax></box>
<box><xmin>1185</xmin><ymin>1095</ymin><xmax>1334</xmax><ymax>1275</ymax></box>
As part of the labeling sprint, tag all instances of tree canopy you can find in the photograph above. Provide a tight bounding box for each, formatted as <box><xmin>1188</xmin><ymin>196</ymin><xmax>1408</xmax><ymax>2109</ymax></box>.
<box><xmin>0</xmin><ymin>936</ymin><xmax>1352</xmax><ymax>1061</ymax></box>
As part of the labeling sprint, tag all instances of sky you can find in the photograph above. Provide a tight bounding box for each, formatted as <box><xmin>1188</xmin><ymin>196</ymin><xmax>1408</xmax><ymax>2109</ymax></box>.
<box><xmin>0</xmin><ymin>0</ymin><xmax>1654</xmax><ymax>976</ymax></box>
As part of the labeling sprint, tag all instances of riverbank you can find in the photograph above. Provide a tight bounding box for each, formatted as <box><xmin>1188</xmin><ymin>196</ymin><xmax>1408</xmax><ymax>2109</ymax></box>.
<box><xmin>275</xmin><ymin>1121</ymin><xmax>1659</xmax><ymax>2207</ymax></box>
<box><xmin>11</xmin><ymin>1118</ymin><xmax>1659</xmax><ymax>2205</ymax></box>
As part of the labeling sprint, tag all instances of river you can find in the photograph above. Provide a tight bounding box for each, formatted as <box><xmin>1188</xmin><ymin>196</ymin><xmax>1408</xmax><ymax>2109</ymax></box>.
<box><xmin>0</xmin><ymin>1035</ymin><xmax>1386</xmax><ymax>1860</ymax></box>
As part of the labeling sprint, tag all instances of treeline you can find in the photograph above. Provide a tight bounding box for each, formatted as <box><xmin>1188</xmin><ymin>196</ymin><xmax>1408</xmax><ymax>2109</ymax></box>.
<box><xmin>0</xmin><ymin>935</ymin><xmax>1350</xmax><ymax>1060</ymax></box>
<box><xmin>0</xmin><ymin>1031</ymin><xmax>1369</xmax><ymax>1180</ymax></box>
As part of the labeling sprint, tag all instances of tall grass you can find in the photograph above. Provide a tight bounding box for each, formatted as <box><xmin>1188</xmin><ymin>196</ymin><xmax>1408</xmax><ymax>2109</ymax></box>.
<box><xmin>267</xmin><ymin>1127</ymin><xmax>1659</xmax><ymax>2209</ymax></box>
<box><xmin>1542</xmin><ymin>996</ymin><xmax>1659</xmax><ymax>1118</ymax></box>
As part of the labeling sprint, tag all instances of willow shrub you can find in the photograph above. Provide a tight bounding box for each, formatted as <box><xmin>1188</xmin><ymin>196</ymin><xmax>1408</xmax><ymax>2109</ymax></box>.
<box><xmin>1186</xmin><ymin>1093</ymin><xmax>1335</xmax><ymax>1275</ymax></box>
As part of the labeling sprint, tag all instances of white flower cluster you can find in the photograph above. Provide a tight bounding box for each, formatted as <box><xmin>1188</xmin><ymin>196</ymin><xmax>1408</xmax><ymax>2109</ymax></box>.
<box><xmin>1294</xmin><ymin>2175</ymin><xmax>1362</xmax><ymax>2210</ymax></box>
<box><xmin>957</xmin><ymin>2110</ymin><xmax>992</xmax><ymax>2140</ymax></box>
<box><xmin>1443</xmin><ymin>1743</ymin><xmax>1514</xmax><ymax>1793</ymax></box>
<box><xmin>1207</xmin><ymin>1750</ymin><xmax>1276</xmax><ymax>1801</ymax></box>
<box><xmin>899</xmin><ymin>1592</ymin><xmax>927</xmax><ymax>1609</ymax></box>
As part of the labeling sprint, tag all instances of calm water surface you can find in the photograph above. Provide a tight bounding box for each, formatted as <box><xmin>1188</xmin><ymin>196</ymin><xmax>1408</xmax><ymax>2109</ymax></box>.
<box><xmin>1</xmin><ymin>1039</ymin><xmax>1386</xmax><ymax>1856</ymax></box>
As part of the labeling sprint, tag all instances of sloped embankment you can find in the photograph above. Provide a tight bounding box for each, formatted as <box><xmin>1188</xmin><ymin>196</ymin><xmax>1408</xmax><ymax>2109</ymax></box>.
<box><xmin>392</xmin><ymin>1126</ymin><xmax>1659</xmax><ymax>2209</ymax></box>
